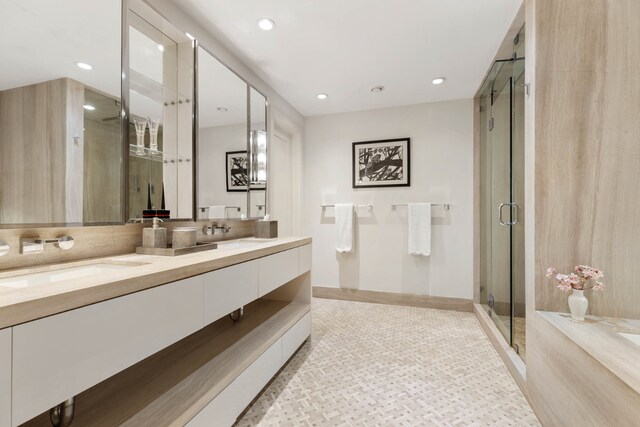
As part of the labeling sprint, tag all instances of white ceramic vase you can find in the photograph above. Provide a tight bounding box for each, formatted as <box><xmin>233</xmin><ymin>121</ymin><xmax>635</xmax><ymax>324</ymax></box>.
<box><xmin>568</xmin><ymin>289</ymin><xmax>588</xmax><ymax>322</ymax></box>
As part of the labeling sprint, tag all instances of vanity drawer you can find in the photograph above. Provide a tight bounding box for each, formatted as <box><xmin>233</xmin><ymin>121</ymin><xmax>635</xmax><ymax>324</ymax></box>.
<box><xmin>12</xmin><ymin>276</ymin><xmax>203</xmax><ymax>426</ymax></box>
<box><xmin>298</xmin><ymin>244</ymin><xmax>312</xmax><ymax>273</ymax></box>
<box><xmin>282</xmin><ymin>312</ymin><xmax>311</xmax><ymax>362</ymax></box>
<box><xmin>203</xmin><ymin>261</ymin><xmax>258</xmax><ymax>325</ymax></box>
<box><xmin>258</xmin><ymin>248</ymin><xmax>300</xmax><ymax>297</ymax></box>
<box><xmin>0</xmin><ymin>328</ymin><xmax>10</xmax><ymax>427</ymax></box>
<box><xmin>187</xmin><ymin>338</ymin><xmax>282</xmax><ymax>427</ymax></box>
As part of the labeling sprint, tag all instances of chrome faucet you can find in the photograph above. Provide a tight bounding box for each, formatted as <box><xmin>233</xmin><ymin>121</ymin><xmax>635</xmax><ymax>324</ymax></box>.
<box><xmin>202</xmin><ymin>224</ymin><xmax>232</xmax><ymax>236</ymax></box>
<box><xmin>20</xmin><ymin>236</ymin><xmax>74</xmax><ymax>254</ymax></box>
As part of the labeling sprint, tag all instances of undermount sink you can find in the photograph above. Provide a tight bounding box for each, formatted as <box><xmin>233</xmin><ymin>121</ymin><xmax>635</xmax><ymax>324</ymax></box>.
<box><xmin>618</xmin><ymin>332</ymin><xmax>640</xmax><ymax>347</ymax></box>
<box><xmin>0</xmin><ymin>262</ymin><xmax>146</xmax><ymax>289</ymax></box>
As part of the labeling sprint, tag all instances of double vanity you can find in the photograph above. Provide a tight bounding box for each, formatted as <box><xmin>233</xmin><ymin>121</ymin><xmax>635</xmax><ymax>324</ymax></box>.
<box><xmin>0</xmin><ymin>236</ymin><xmax>312</xmax><ymax>427</ymax></box>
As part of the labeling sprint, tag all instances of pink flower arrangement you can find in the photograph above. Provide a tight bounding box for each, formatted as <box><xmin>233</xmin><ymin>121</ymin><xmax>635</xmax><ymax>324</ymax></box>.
<box><xmin>546</xmin><ymin>265</ymin><xmax>605</xmax><ymax>292</ymax></box>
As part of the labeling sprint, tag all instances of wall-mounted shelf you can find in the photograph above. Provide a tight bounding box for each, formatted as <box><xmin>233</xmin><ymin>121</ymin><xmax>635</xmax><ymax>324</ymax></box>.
<box><xmin>129</xmin><ymin>145</ymin><xmax>190</xmax><ymax>164</ymax></box>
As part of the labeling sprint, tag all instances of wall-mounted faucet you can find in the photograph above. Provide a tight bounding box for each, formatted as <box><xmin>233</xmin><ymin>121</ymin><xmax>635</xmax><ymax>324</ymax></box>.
<box><xmin>202</xmin><ymin>225</ymin><xmax>232</xmax><ymax>236</ymax></box>
<box><xmin>20</xmin><ymin>236</ymin><xmax>74</xmax><ymax>254</ymax></box>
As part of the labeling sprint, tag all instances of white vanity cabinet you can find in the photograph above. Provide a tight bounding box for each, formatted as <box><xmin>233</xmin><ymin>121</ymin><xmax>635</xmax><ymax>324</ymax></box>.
<box><xmin>203</xmin><ymin>261</ymin><xmax>259</xmax><ymax>326</ymax></box>
<box><xmin>0</xmin><ymin>328</ymin><xmax>11</xmax><ymax>427</ymax></box>
<box><xmin>258</xmin><ymin>248</ymin><xmax>300</xmax><ymax>297</ymax></box>
<box><xmin>11</xmin><ymin>275</ymin><xmax>204</xmax><ymax>426</ymax></box>
<box><xmin>187</xmin><ymin>338</ymin><xmax>283</xmax><ymax>427</ymax></box>
<box><xmin>187</xmin><ymin>312</ymin><xmax>311</xmax><ymax>427</ymax></box>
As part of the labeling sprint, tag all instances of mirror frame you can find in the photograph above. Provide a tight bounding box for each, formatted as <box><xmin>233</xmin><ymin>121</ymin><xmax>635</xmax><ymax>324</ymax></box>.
<box><xmin>124</xmin><ymin>0</ymin><xmax>198</xmax><ymax>223</ymax></box>
<box><xmin>194</xmin><ymin>42</ymin><xmax>269</xmax><ymax>220</ymax></box>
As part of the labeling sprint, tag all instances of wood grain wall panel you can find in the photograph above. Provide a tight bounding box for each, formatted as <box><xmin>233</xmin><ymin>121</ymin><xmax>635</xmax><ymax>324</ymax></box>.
<box><xmin>0</xmin><ymin>79</ymin><xmax>69</xmax><ymax>224</ymax></box>
<box><xmin>533</xmin><ymin>0</ymin><xmax>640</xmax><ymax>318</ymax></box>
<box><xmin>527</xmin><ymin>313</ymin><xmax>640</xmax><ymax>426</ymax></box>
<box><xmin>0</xmin><ymin>219</ymin><xmax>257</xmax><ymax>271</ymax></box>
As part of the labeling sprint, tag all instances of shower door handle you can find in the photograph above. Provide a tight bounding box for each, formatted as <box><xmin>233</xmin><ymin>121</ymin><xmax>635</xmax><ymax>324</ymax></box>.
<box><xmin>511</xmin><ymin>203</ymin><xmax>519</xmax><ymax>225</ymax></box>
<box><xmin>499</xmin><ymin>202</ymin><xmax>519</xmax><ymax>226</ymax></box>
<box><xmin>498</xmin><ymin>203</ymin><xmax>509</xmax><ymax>226</ymax></box>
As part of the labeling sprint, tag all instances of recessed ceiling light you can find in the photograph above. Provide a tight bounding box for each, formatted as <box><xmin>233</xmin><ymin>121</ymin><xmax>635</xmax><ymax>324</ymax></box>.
<box><xmin>157</xmin><ymin>44</ymin><xmax>164</xmax><ymax>52</ymax></box>
<box><xmin>257</xmin><ymin>18</ymin><xmax>275</xmax><ymax>31</ymax></box>
<box><xmin>83</xmin><ymin>104</ymin><xmax>95</xmax><ymax>111</ymax></box>
<box><xmin>432</xmin><ymin>77</ymin><xmax>446</xmax><ymax>85</ymax></box>
<box><xmin>76</xmin><ymin>62</ymin><xmax>92</xmax><ymax>70</ymax></box>
<box><xmin>185</xmin><ymin>32</ymin><xmax>196</xmax><ymax>41</ymax></box>
<box><xmin>316</xmin><ymin>93</ymin><xmax>328</xmax><ymax>100</ymax></box>
<box><xmin>371</xmin><ymin>85</ymin><xmax>385</xmax><ymax>93</ymax></box>
<box><xmin>217</xmin><ymin>107</ymin><xmax>228</xmax><ymax>112</ymax></box>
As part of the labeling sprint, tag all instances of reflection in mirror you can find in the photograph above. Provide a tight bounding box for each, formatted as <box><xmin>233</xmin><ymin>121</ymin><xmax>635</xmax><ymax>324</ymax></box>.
<box><xmin>197</xmin><ymin>46</ymin><xmax>248</xmax><ymax>220</ymax></box>
<box><xmin>249</xmin><ymin>88</ymin><xmax>267</xmax><ymax>218</ymax></box>
<box><xmin>127</xmin><ymin>2</ymin><xmax>194</xmax><ymax>221</ymax></box>
<box><xmin>0</xmin><ymin>0</ymin><xmax>122</xmax><ymax>225</ymax></box>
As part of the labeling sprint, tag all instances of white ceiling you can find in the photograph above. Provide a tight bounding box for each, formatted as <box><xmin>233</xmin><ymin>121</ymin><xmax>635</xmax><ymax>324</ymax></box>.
<box><xmin>0</xmin><ymin>0</ymin><xmax>121</xmax><ymax>97</ymax></box>
<box><xmin>176</xmin><ymin>0</ymin><xmax>522</xmax><ymax>117</ymax></box>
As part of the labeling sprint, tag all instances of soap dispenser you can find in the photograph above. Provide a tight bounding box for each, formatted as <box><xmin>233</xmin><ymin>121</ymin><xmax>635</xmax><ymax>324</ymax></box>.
<box><xmin>143</xmin><ymin>217</ymin><xmax>167</xmax><ymax>248</ymax></box>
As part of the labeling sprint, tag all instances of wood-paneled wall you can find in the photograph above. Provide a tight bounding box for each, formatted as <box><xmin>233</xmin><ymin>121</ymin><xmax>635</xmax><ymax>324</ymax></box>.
<box><xmin>533</xmin><ymin>0</ymin><xmax>640</xmax><ymax>319</ymax></box>
<box><xmin>0</xmin><ymin>79</ymin><xmax>76</xmax><ymax>224</ymax></box>
<box><xmin>0</xmin><ymin>219</ymin><xmax>257</xmax><ymax>272</ymax></box>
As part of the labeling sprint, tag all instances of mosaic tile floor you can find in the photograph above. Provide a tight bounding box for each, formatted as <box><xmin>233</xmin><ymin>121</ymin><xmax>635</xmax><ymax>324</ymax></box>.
<box><xmin>236</xmin><ymin>298</ymin><xmax>539</xmax><ymax>427</ymax></box>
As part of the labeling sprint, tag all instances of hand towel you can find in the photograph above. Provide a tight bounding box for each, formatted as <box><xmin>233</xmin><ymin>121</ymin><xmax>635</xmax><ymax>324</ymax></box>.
<box><xmin>335</xmin><ymin>203</ymin><xmax>354</xmax><ymax>253</ymax></box>
<box><xmin>208</xmin><ymin>206</ymin><xmax>227</xmax><ymax>219</ymax></box>
<box><xmin>408</xmin><ymin>203</ymin><xmax>431</xmax><ymax>256</ymax></box>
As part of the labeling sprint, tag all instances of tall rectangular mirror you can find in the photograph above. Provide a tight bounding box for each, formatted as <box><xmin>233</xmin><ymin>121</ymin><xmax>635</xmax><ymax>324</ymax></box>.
<box><xmin>249</xmin><ymin>88</ymin><xmax>267</xmax><ymax>218</ymax></box>
<box><xmin>0</xmin><ymin>0</ymin><xmax>123</xmax><ymax>226</ymax></box>
<box><xmin>127</xmin><ymin>0</ymin><xmax>194</xmax><ymax>221</ymax></box>
<box><xmin>197</xmin><ymin>46</ymin><xmax>249</xmax><ymax>220</ymax></box>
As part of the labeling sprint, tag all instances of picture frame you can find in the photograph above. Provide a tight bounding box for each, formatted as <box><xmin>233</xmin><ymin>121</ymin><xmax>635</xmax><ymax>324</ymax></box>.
<box><xmin>352</xmin><ymin>138</ymin><xmax>410</xmax><ymax>188</ymax></box>
<box><xmin>225</xmin><ymin>150</ymin><xmax>248</xmax><ymax>192</ymax></box>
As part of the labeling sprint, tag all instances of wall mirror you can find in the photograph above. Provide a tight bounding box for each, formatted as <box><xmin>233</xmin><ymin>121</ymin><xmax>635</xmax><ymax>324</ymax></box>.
<box><xmin>196</xmin><ymin>45</ymin><xmax>268</xmax><ymax>220</ymax></box>
<box><xmin>127</xmin><ymin>0</ymin><xmax>194</xmax><ymax>221</ymax></box>
<box><xmin>197</xmin><ymin>46</ymin><xmax>247</xmax><ymax>220</ymax></box>
<box><xmin>249</xmin><ymin>88</ymin><xmax>268</xmax><ymax>218</ymax></box>
<box><xmin>0</xmin><ymin>0</ymin><xmax>123</xmax><ymax>226</ymax></box>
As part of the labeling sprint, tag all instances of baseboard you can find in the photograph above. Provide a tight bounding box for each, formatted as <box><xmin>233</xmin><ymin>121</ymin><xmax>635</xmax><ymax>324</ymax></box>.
<box><xmin>312</xmin><ymin>286</ymin><xmax>473</xmax><ymax>313</ymax></box>
<box><xmin>473</xmin><ymin>303</ymin><xmax>528</xmax><ymax>397</ymax></box>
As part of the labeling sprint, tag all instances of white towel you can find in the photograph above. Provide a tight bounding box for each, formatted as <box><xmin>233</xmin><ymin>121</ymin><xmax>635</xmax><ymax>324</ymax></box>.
<box><xmin>208</xmin><ymin>206</ymin><xmax>227</xmax><ymax>219</ymax></box>
<box><xmin>335</xmin><ymin>203</ymin><xmax>354</xmax><ymax>253</ymax></box>
<box><xmin>408</xmin><ymin>203</ymin><xmax>431</xmax><ymax>256</ymax></box>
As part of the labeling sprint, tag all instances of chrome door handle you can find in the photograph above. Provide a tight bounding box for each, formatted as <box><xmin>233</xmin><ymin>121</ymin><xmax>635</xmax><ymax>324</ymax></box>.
<box><xmin>498</xmin><ymin>203</ymin><xmax>508</xmax><ymax>226</ymax></box>
<box><xmin>511</xmin><ymin>203</ymin><xmax>519</xmax><ymax>225</ymax></box>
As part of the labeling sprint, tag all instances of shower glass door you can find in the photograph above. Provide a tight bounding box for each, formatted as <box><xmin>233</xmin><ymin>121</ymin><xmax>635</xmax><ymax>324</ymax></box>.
<box><xmin>489</xmin><ymin>73</ymin><xmax>513</xmax><ymax>343</ymax></box>
<box><xmin>479</xmin><ymin>25</ymin><xmax>525</xmax><ymax>360</ymax></box>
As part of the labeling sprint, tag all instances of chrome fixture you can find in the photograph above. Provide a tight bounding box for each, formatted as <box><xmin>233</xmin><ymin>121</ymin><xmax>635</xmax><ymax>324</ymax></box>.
<box><xmin>0</xmin><ymin>241</ymin><xmax>8</xmax><ymax>257</ymax></box>
<box><xmin>498</xmin><ymin>202</ymin><xmax>519</xmax><ymax>226</ymax></box>
<box><xmin>321</xmin><ymin>204</ymin><xmax>373</xmax><ymax>212</ymax></box>
<box><xmin>391</xmin><ymin>203</ymin><xmax>451</xmax><ymax>211</ymax></box>
<box><xmin>50</xmin><ymin>397</ymin><xmax>75</xmax><ymax>427</ymax></box>
<box><xmin>229</xmin><ymin>306</ymin><xmax>244</xmax><ymax>323</ymax></box>
<box><xmin>203</xmin><ymin>225</ymin><xmax>232</xmax><ymax>235</ymax></box>
<box><xmin>197</xmin><ymin>206</ymin><xmax>241</xmax><ymax>213</ymax></box>
<box><xmin>20</xmin><ymin>236</ymin><xmax>74</xmax><ymax>254</ymax></box>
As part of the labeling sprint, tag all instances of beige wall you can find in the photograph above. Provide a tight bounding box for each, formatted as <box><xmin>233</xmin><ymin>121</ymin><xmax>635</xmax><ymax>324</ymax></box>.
<box><xmin>532</xmin><ymin>0</ymin><xmax>640</xmax><ymax>319</ymax></box>
<box><xmin>526</xmin><ymin>0</ymin><xmax>640</xmax><ymax>424</ymax></box>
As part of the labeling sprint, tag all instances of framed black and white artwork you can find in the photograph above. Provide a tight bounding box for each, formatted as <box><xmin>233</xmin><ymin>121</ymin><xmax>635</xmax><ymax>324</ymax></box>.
<box><xmin>352</xmin><ymin>138</ymin><xmax>410</xmax><ymax>188</ymax></box>
<box><xmin>226</xmin><ymin>150</ymin><xmax>248</xmax><ymax>192</ymax></box>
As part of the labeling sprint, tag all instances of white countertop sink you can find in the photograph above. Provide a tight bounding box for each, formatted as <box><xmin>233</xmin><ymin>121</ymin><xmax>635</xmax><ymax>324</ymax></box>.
<box><xmin>0</xmin><ymin>262</ymin><xmax>145</xmax><ymax>289</ymax></box>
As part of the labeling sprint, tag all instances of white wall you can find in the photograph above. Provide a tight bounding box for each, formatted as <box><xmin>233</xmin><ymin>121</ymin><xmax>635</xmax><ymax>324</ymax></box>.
<box><xmin>303</xmin><ymin>99</ymin><xmax>474</xmax><ymax>299</ymax></box>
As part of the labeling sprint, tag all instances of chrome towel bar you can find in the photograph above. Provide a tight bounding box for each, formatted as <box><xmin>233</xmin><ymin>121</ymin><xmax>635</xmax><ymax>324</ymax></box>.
<box><xmin>391</xmin><ymin>203</ymin><xmax>450</xmax><ymax>211</ymax></box>
<box><xmin>321</xmin><ymin>204</ymin><xmax>373</xmax><ymax>212</ymax></box>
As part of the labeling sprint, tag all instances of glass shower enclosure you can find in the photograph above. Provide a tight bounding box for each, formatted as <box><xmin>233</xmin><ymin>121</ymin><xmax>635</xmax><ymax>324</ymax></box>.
<box><xmin>479</xmin><ymin>27</ymin><xmax>526</xmax><ymax>361</ymax></box>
